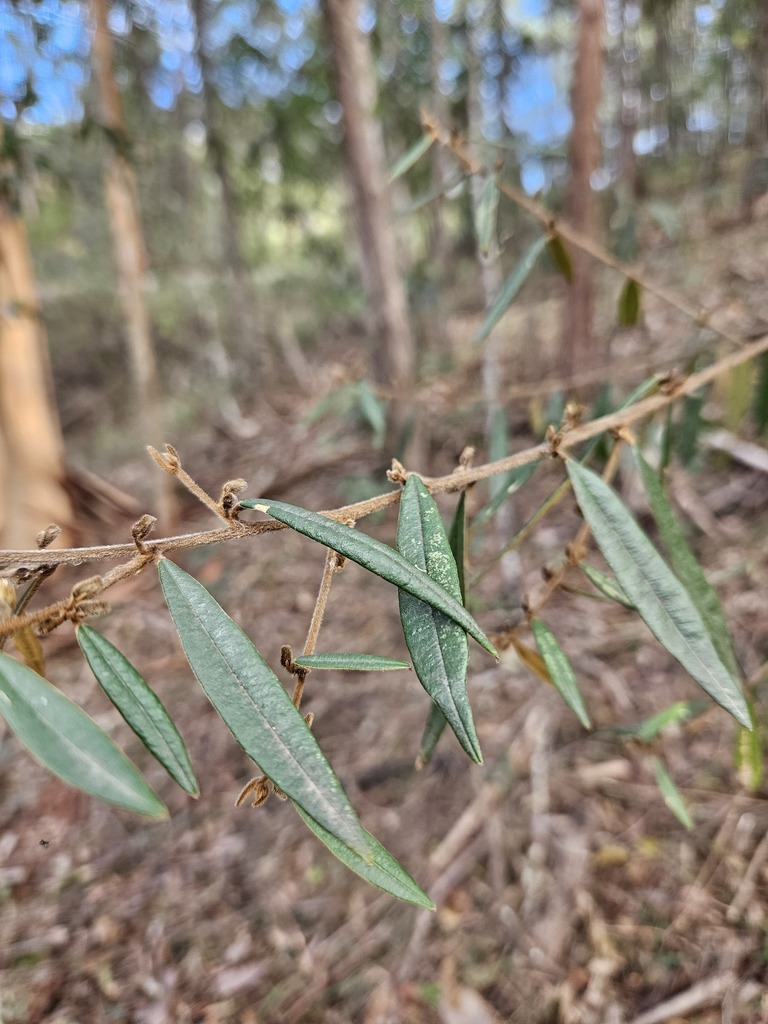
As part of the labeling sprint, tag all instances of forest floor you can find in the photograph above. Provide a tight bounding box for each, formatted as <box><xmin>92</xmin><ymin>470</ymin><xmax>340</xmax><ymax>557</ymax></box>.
<box><xmin>2</xmin><ymin>203</ymin><xmax>768</xmax><ymax>1024</ymax></box>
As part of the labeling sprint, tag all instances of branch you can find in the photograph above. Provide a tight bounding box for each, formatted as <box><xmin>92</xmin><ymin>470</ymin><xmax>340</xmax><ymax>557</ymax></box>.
<box><xmin>421</xmin><ymin>110</ymin><xmax>746</xmax><ymax>349</ymax></box>
<box><xmin>2</xmin><ymin>331</ymin><xmax>767</xmax><ymax>581</ymax></box>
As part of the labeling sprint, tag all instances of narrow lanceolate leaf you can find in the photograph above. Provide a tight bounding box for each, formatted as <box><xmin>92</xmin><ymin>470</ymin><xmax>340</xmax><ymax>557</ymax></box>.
<box><xmin>633</xmin><ymin>448</ymin><xmax>741</xmax><ymax>679</ymax></box>
<box><xmin>618</xmin><ymin>278</ymin><xmax>641</xmax><ymax>326</ymax></box>
<box><xmin>474</xmin><ymin>461</ymin><xmax>538</xmax><ymax>526</ymax></box>
<box><xmin>531</xmin><ymin>621</ymin><xmax>591</xmax><ymax>728</ymax></box>
<box><xmin>581</xmin><ymin>562</ymin><xmax>634</xmax><ymax>609</ymax></box>
<box><xmin>735</xmin><ymin>706</ymin><xmax>762</xmax><ymax>793</ymax></box>
<box><xmin>0</xmin><ymin>651</ymin><xmax>167</xmax><ymax>819</ymax></box>
<box><xmin>567</xmin><ymin>460</ymin><xmax>751</xmax><ymax>728</ymax></box>
<box><xmin>546</xmin><ymin>234</ymin><xmax>573</xmax><ymax>282</ymax></box>
<box><xmin>474</xmin><ymin>172</ymin><xmax>499</xmax><ymax>257</ymax></box>
<box><xmin>77</xmin><ymin>625</ymin><xmax>199</xmax><ymax>797</ymax></box>
<box><xmin>652</xmin><ymin>757</ymin><xmax>694</xmax><ymax>830</ymax></box>
<box><xmin>239</xmin><ymin>499</ymin><xmax>497</xmax><ymax>657</ymax></box>
<box><xmin>388</xmin><ymin>133</ymin><xmax>434</xmax><ymax>181</ymax></box>
<box><xmin>474</xmin><ymin>234</ymin><xmax>549</xmax><ymax>346</ymax></box>
<box><xmin>158</xmin><ymin>559</ymin><xmax>374</xmax><ymax>860</ymax></box>
<box><xmin>416</xmin><ymin>702</ymin><xmax>448</xmax><ymax>770</ymax></box>
<box><xmin>635</xmin><ymin>700</ymin><xmax>707</xmax><ymax>743</ymax></box>
<box><xmin>447</xmin><ymin>491</ymin><xmax>467</xmax><ymax>602</ymax></box>
<box><xmin>294</xmin><ymin>804</ymin><xmax>434</xmax><ymax>909</ymax></box>
<box><xmin>397</xmin><ymin>475</ymin><xmax>481</xmax><ymax>764</ymax></box>
<box><xmin>293</xmin><ymin>653</ymin><xmax>410</xmax><ymax>672</ymax></box>
<box><xmin>416</xmin><ymin>490</ymin><xmax>468</xmax><ymax>769</ymax></box>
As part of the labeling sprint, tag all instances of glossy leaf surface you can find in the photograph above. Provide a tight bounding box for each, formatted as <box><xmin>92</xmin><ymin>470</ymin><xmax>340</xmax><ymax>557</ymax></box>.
<box><xmin>239</xmin><ymin>499</ymin><xmax>496</xmax><ymax>657</ymax></box>
<box><xmin>293</xmin><ymin>653</ymin><xmax>410</xmax><ymax>672</ymax></box>
<box><xmin>295</xmin><ymin>804</ymin><xmax>434</xmax><ymax>909</ymax></box>
<box><xmin>77</xmin><ymin>625</ymin><xmax>199</xmax><ymax>797</ymax></box>
<box><xmin>158</xmin><ymin>559</ymin><xmax>373</xmax><ymax>859</ymax></box>
<box><xmin>567</xmin><ymin>461</ymin><xmax>750</xmax><ymax>728</ymax></box>
<box><xmin>0</xmin><ymin>651</ymin><xmax>167</xmax><ymax>818</ymax></box>
<box><xmin>531</xmin><ymin>620</ymin><xmax>591</xmax><ymax>728</ymax></box>
<box><xmin>397</xmin><ymin>475</ymin><xmax>480</xmax><ymax>763</ymax></box>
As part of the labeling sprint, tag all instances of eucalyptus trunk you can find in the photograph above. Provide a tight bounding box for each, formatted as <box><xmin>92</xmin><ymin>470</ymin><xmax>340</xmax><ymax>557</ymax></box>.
<box><xmin>322</xmin><ymin>0</ymin><xmax>416</xmax><ymax>450</ymax></box>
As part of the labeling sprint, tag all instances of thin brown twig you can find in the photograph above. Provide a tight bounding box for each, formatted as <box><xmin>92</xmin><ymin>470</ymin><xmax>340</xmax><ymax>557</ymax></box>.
<box><xmin>421</xmin><ymin>111</ymin><xmax>746</xmax><ymax>349</ymax></box>
<box><xmin>3</xmin><ymin>330</ymin><xmax>767</xmax><ymax>584</ymax></box>
<box><xmin>1</xmin><ymin>331</ymin><xmax>768</xmax><ymax>645</ymax></box>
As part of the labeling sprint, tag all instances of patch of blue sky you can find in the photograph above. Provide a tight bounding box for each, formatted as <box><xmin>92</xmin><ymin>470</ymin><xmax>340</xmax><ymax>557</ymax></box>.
<box><xmin>504</xmin><ymin>54</ymin><xmax>571</xmax><ymax>145</ymax></box>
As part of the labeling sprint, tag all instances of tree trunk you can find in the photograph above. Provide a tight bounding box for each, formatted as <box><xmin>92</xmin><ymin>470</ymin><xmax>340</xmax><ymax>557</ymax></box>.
<box><xmin>428</xmin><ymin>2</ymin><xmax>451</xmax><ymax>274</ymax></box>
<box><xmin>467</xmin><ymin>3</ymin><xmax>521</xmax><ymax>607</ymax></box>
<box><xmin>90</xmin><ymin>0</ymin><xmax>174</xmax><ymax>527</ymax></box>
<box><xmin>560</xmin><ymin>0</ymin><xmax>605</xmax><ymax>384</ymax></box>
<box><xmin>189</xmin><ymin>0</ymin><xmax>262</xmax><ymax>372</ymax></box>
<box><xmin>322</xmin><ymin>0</ymin><xmax>416</xmax><ymax>451</ymax></box>
<box><xmin>0</xmin><ymin>139</ymin><xmax>72</xmax><ymax>547</ymax></box>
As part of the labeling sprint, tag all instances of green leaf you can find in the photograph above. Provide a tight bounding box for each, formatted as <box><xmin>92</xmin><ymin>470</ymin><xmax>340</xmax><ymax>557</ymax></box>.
<box><xmin>635</xmin><ymin>700</ymin><xmax>707</xmax><ymax>742</ymax></box>
<box><xmin>566</xmin><ymin>461</ymin><xmax>750</xmax><ymax>728</ymax></box>
<box><xmin>473</xmin><ymin>462</ymin><xmax>538</xmax><ymax>527</ymax></box>
<box><xmin>0</xmin><ymin>651</ymin><xmax>167</xmax><ymax>819</ymax></box>
<box><xmin>447</xmin><ymin>491</ymin><xmax>467</xmax><ymax>603</ymax></box>
<box><xmin>474</xmin><ymin>172</ymin><xmax>499</xmax><ymax>257</ymax></box>
<box><xmin>158</xmin><ymin>559</ymin><xmax>374</xmax><ymax>860</ymax></box>
<box><xmin>618</xmin><ymin>278</ymin><xmax>641</xmax><ymax>327</ymax></box>
<box><xmin>356</xmin><ymin>381</ymin><xmax>387</xmax><ymax>449</ymax></box>
<box><xmin>531</xmin><ymin>620</ymin><xmax>591</xmax><ymax>728</ymax></box>
<box><xmin>416</xmin><ymin>702</ymin><xmax>449</xmax><ymax>770</ymax></box>
<box><xmin>633</xmin><ymin>448</ymin><xmax>741</xmax><ymax>679</ymax></box>
<box><xmin>293</xmin><ymin>653</ymin><xmax>410</xmax><ymax>672</ymax></box>
<box><xmin>546</xmin><ymin>234</ymin><xmax>573</xmax><ymax>282</ymax></box>
<box><xmin>753</xmin><ymin>352</ymin><xmax>768</xmax><ymax>436</ymax></box>
<box><xmin>735</xmin><ymin>704</ymin><xmax>762</xmax><ymax>792</ymax></box>
<box><xmin>239</xmin><ymin>499</ymin><xmax>497</xmax><ymax>657</ymax></box>
<box><xmin>652</xmin><ymin>756</ymin><xmax>694</xmax><ymax>830</ymax></box>
<box><xmin>389</xmin><ymin>133</ymin><xmax>434</xmax><ymax>182</ymax></box>
<box><xmin>76</xmin><ymin>625</ymin><xmax>199</xmax><ymax>797</ymax></box>
<box><xmin>397</xmin><ymin>475</ymin><xmax>480</xmax><ymax>763</ymax></box>
<box><xmin>488</xmin><ymin>406</ymin><xmax>508</xmax><ymax>500</ymax></box>
<box><xmin>581</xmin><ymin>562</ymin><xmax>634</xmax><ymax>608</ymax></box>
<box><xmin>677</xmin><ymin>391</ymin><xmax>706</xmax><ymax>466</ymax></box>
<box><xmin>474</xmin><ymin>235</ymin><xmax>549</xmax><ymax>346</ymax></box>
<box><xmin>294</xmin><ymin>804</ymin><xmax>434</xmax><ymax>909</ymax></box>
<box><xmin>417</xmin><ymin>489</ymin><xmax>469</xmax><ymax>769</ymax></box>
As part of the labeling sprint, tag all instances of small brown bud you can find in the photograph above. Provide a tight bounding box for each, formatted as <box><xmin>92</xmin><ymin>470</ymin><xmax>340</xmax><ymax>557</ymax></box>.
<box><xmin>131</xmin><ymin>515</ymin><xmax>157</xmax><ymax>549</ymax></box>
<box><xmin>35</xmin><ymin>525</ymin><xmax>61</xmax><ymax>549</ymax></box>
<box><xmin>70</xmin><ymin>576</ymin><xmax>104</xmax><ymax>602</ymax></box>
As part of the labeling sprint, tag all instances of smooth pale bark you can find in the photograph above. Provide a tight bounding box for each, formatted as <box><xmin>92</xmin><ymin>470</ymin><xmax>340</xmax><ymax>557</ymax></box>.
<box><xmin>90</xmin><ymin>0</ymin><xmax>174</xmax><ymax>527</ymax></box>
<box><xmin>322</xmin><ymin>0</ymin><xmax>415</xmax><ymax>445</ymax></box>
<box><xmin>0</xmin><ymin>194</ymin><xmax>72</xmax><ymax>546</ymax></box>
<box><xmin>561</xmin><ymin>0</ymin><xmax>605</xmax><ymax>383</ymax></box>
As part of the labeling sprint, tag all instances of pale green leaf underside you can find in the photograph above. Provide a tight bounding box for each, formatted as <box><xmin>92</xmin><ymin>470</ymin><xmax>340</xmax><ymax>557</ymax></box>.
<box><xmin>581</xmin><ymin>561</ymin><xmax>634</xmax><ymax>608</ymax></box>
<box><xmin>633</xmin><ymin>448</ymin><xmax>741</xmax><ymax>679</ymax></box>
<box><xmin>0</xmin><ymin>651</ymin><xmax>167</xmax><ymax>819</ymax></box>
<box><xmin>294</xmin><ymin>804</ymin><xmax>435</xmax><ymax>909</ymax></box>
<box><xmin>567</xmin><ymin>461</ymin><xmax>750</xmax><ymax>728</ymax></box>
<box><xmin>652</xmin><ymin>756</ymin><xmax>694</xmax><ymax>830</ymax></box>
<box><xmin>158</xmin><ymin>559</ymin><xmax>373</xmax><ymax>860</ymax></box>
<box><xmin>294</xmin><ymin>653</ymin><xmax>410</xmax><ymax>672</ymax></box>
<box><xmin>474</xmin><ymin>235</ymin><xmax>549</xmax><ymax>346</ymax></box>
<box><xmin>388</xmin><ymin>133</ymin><xmax>434</xmax><ymax>182</ymax></box>
<box><xmin>397</xmin><ymin>475</ymin><xmax>480</xmax><ymax>763</ymax></box>
<box><xmin>239</xmin><ymin>498</ymin><xmax>497</xmax><ymax>657</ymax></box>
<box><xmin>77</xmin><ymin>625</ymin><xmax>199</xmax><ymax>797</ymax></box>
<box><xmin>531</xmin><ymin>620</ymin><xmax>591</xmax><ymax>728</ymax></box>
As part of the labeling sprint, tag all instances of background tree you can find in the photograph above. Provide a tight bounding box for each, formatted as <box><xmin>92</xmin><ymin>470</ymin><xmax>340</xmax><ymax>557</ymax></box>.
<box><xmin>0</xmin><ymin>122</ymin><xmax>72</xmax><ymax>547</ymax></box>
